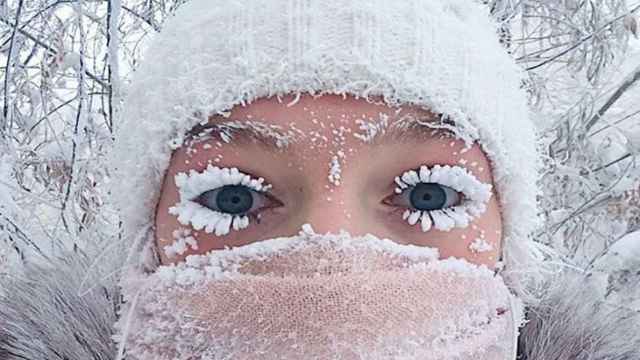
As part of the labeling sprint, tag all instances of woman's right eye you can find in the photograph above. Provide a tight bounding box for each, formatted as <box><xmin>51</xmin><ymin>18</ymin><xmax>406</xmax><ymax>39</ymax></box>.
<box><xmin>168</xmin><ymin>165</ymin><xmax>281</xmax><ymax>236</ymax></box>
<box><xmin>194</xmin><ymin>184</ymin><xmax>279</xmax><ymax>217</ymax></box>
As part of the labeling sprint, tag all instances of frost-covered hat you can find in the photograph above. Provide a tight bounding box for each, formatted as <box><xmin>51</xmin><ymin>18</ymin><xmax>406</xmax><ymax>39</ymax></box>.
<box><xmin>111</xmin><ymin>0</ymin><xmax>541</xmax><ymax>293</ymax></box>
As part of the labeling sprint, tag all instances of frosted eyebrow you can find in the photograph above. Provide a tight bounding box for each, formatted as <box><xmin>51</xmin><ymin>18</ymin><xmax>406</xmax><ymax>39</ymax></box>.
<box><xmin>183</xmin><ymin>113</ymin><xmax>457</xmax><ymax>150</ymax></box>
<box><xmin>373</xmin><ymin>114</ymin><xmax>458</xmax><ymax>145</ymax></box>
<box><xmin>184</xmin><ymin>119</ymin><xmax>294</xmax><ymax>151</ymax></box>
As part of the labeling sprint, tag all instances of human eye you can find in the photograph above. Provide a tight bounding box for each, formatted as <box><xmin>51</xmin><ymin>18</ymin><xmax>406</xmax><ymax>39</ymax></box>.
<box><xmin>383</xmin><ymin>165</ymin><xmax>492</xmax><ymax>232</ymax></box>
<box><xmin>168</xmin><ymin>165</ymin><xmax>282</xmax><ymax>236</ymax></box>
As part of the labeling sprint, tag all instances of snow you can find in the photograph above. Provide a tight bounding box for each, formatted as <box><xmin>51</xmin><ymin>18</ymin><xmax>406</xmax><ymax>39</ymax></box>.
<box><xmin>154</xmin><ymin>229</ymin><xmax>442</xmax><ymax>284</ymax></box>
<box><xmin>595</xmin><ymin>231</ymin><xmax>640</xmax><ymax>272</ymax></box>
<box><xmin>352</xmin><ymin>112</ymin><xmax>389</xmax><ymax>143</ymax></box>
<box><xmin>625</xmin><ymin>128</ymin><xmax>640</xmax><ymax>155</ymax></box>
<box><xmin>327</xmin><ymin>155</ymin><xmax>341</xmax><ymax>186</ymax></box>
<box><xmin>589</xmin><ymin>231</ymin><xmax>640</xmax><ymax>311</ymax></box>
<box><xmin>469</xmin><ymin>238</ymin><xmax>494</xmax><ymax>253</ymax></box>
<box><xmin>163</xmin><ymin>228</ymin><xmax>199</xmax><ymax>258</ymax></box>
<box><xmin>107</xmin><ymin>0</ymin><xmax>121</xmax><ymax>110</ymax></box>
<box><xmin>0</xmin><ymin>156</ymin><xmax>18</xmax><ymax>216</ymax></box>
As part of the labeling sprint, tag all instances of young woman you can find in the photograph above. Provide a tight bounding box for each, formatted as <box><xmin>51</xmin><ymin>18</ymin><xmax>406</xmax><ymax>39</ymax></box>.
<box><xmin>2</xmin><ymin>0</ymin><xmax>638</xmax><ymax>359</ymax></box>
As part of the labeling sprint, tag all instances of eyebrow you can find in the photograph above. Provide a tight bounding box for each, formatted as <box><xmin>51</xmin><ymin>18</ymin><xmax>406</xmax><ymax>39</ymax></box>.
<box><xmin>184</xmin><ymin>119</ymin><xmax>296</xmax><ymax>151</ymax></box>
<box><xmin>372</xmin><ymin>113</ymin><xmax>458</xmax><ymax>145</ymax></box>
<box><xmin>183</xmin><ymin>113</ymin><xmax>458</xmax><ymax>151</ymax></box>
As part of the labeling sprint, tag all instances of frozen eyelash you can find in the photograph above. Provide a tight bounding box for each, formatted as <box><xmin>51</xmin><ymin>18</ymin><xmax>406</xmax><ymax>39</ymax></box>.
<box><xmin>168</xmin><ymin>165</ymin><xmax>272</xmax><ymax>237</ymax></box>
<box><xmin>395</xmin><ymin>165</ymin><xmax>492</xmax><ymax>232</ymax></box>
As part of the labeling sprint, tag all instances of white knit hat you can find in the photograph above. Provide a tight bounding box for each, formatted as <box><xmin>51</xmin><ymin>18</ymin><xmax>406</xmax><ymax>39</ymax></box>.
<box><xmin>111</xmin><ymin>0</ymin><xmax>542</xmax><ymax>297</ymax></box>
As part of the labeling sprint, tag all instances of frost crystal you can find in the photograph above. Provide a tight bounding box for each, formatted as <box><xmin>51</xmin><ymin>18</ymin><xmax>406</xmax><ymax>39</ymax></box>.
<box><xmin>164</xmin><ymin>228</ymin><xmax>199</xmax><ymax>258</ymax></box>
<box><xmin>328</xmin><ymin>155</ymin><xmax>342</xmax><ymax>186</ymax></box>
<box><xmin>168</xmin><ymin>165</ymin><xmax>271</xmax><ymax>236</ymax></box>
<box><xmin>469</xmin><ymin>238</ymin><xmax>494</xmax><ymax>253</ymax></box>
<box><xmin>394</xmin><ymin>165</ymin><xmax>492</xmax><ymax>232</ymax></box>
<box><xmin>352</xmin><ymin>112</ymin><xmax>389</xmax><ymax>143</ymax></box>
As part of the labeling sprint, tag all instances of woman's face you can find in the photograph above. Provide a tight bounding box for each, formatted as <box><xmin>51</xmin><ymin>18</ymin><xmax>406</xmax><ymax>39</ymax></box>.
<box><xmin>155</xmin><ymin>94</ymin><xmax>503</xmax><ymax>267</ymax></box>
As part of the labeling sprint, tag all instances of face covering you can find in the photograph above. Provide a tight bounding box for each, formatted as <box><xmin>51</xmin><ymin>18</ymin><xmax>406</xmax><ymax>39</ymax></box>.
<box><xmin>115</xmin><ymin>229</ymin><xmax>524</xmax><ymax>360</ymax></box>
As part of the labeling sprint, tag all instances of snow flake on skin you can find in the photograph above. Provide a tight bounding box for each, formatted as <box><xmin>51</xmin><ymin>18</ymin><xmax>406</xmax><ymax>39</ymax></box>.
<box><xmin>395</xmin><ymin>164</ymin><xmax>492</xmax><ymax>232</ymax></box>
<box><xmin>327</xmin><ymin>149</ymin><xmax>347</xmax><ymax>187</ymax></box>
<box><xmin>328</xmin><ymin>155</ymin><xmax>342</xmax><ymax>186</ymax></box>
<box><xmin>168</xmin><ymin>165</ymin><xmax>270</xmax><ymax>237</ymax></box>
<box><xmin>164</xmin><ymin>228</ymin><xmax>199</xmax><ymax>258</ymax></box>
<box><xmin>352</xmin><ymin>112</ymin><xmax>389</xmax><ymax>143</ymax></box>
<box><xmin>469</xmin><ymin>238</ymin><xmax>494</xmax><ymax>253</ymax></box>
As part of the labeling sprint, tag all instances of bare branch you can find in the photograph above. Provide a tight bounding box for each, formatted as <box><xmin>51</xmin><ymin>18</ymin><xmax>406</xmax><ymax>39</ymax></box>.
<box><xmin>525</xmin><ymin>3</ymin><xmax>640</xmax><ymax>71</ymax></box>
<box><xmin>0</xmin><ymin>15</ymin><xmax>109</xmax><ymax>89</ymax></box>
<box><xmin>584</xmin><ymin>63</ymin><xmax>640</xmax><ymax>132</ymax></box>
<box><xmin>2</xmin><ymin>0</ymin><xmax>25</xmax><ymax>135</ymax></box>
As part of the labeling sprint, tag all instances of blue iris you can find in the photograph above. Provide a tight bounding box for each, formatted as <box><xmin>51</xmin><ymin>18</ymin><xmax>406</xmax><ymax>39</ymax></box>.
<box><xmin>409</xmin><ymin>183</ymin><xmax>447</xmax><ymax>211</ymax></box>
<box><xmin>198</xmin><ymin>185</ymin><xmax>254</xmax><ymax>214</ymax></box>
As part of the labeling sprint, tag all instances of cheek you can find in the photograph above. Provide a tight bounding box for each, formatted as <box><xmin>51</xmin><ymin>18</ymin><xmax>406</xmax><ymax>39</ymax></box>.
<box><xmin>154</xmin><ymin>158</ymin><xmax>301</xmax><ymax>265</ymax></box>
<box><xmin>381</xmin><ymin>194</ymin><xmax>502</xmax><ymax>267</ymax></box>
<box><xmin>155</xmin><ymin>175</ymin><xmax>180</xmax><ymax>259</ymax></box>
<box><xmin>158</xmin><ymin>209</ymin><xmax>290</xmax><ymax>265</ymax></box>
<box><xmin>155</xmin><ymin>178</ymin><xmax>290</xmax><ymax>265</ymax></box>
<box><xmin>434</xmin><ymin>196</ymin><xmax>502</xmax><ymax>267</ymax></box>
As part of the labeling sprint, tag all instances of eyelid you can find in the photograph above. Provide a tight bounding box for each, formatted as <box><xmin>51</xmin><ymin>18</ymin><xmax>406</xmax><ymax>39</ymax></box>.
<box><xmin>394</xmin><ymin>164</ymin><xmax>492</xmax><ymax>203</ymax></box>
<box><xmin>174</xmin><ymin>165</ymin><xmax>271</xmax><ymax>202</ymax></box>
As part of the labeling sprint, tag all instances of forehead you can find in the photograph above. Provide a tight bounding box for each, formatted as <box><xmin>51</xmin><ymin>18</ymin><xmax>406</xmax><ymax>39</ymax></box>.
<box><xmin>185</xmin><ymin>94</ymin><xmax>459</xmax><ymax>153</ymax></box>
<box><xmin>219</xmin><ymin>93</ymin><xmax>434</xmax><ymax>129</ymax></box>
<box><xmin>172</xmin><ymin>93</ymin><xmax>493</xmax><ymax>191</ymax></box>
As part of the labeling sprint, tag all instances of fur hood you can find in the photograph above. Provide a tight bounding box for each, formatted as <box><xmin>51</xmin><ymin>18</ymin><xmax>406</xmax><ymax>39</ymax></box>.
<box><xmin>1</xmin><ymin>248</ymin><xmax>639</xmax><ymax>360</ymax></box>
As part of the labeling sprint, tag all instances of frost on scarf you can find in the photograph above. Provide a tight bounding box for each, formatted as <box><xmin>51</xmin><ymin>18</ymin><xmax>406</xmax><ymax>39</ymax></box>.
<box><xmin>115</xmin><ymin>229</ymin><xmax>524</xmax><ymax>360</ymax></box>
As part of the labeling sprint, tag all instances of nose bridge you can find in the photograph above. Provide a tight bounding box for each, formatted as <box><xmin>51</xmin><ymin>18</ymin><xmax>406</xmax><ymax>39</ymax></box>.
<box><xmin>302</xmin><ymin>196</ymin><xmax>356</xmax><ymax>235</ymax></box>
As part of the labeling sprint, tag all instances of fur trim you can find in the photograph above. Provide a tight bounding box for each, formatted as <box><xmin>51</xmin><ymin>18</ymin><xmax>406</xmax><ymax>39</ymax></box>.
<box><xmin>517</xmin><ymin>270</ymin><xmax>640</xmax><ymax>360</ymax></box>
<box><xmin>0</xmin><ymin>250</ymin><xmax>120</xmax><ymax>360</ymax></box>
<box><xmin>1</xmin><ymin>251</ymin><xmax>638</xmax><ymax>360</ymax></box>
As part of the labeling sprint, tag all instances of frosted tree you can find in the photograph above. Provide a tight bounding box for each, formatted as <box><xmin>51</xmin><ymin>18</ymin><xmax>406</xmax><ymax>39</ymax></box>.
<box><xmin>0</xmin><ymin>0</ymin><xmax>187</xmax><ymax>267</ymax></box>
<box><xmin>486</xmin><ymin>0</ymin><xmax>640</xmax><ymax>308</ymax></box>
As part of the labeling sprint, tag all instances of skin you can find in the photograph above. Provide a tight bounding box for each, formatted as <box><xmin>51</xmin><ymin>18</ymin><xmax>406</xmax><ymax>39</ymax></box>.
<box><xmin>155</xmin><ymin>94</ymin><xmax>503</xmax><ymax>267</ymax></box>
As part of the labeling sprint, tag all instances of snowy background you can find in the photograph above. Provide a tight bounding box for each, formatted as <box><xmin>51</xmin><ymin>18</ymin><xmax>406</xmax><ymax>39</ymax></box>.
<box><xmin>0</xmin><ymin>1</ymin><xmax>639</xmax><ymax>311</ymax></box>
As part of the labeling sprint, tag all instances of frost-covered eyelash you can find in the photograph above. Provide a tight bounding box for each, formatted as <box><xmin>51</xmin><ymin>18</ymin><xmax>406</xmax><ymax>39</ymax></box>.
<box><xmin>168</xmin><ymin>165</ymin><xmax>272</xmax><ymax>236</ymax></box>
<box><xmin>394</xmin><ymin>165</ymin><xmax>492</xmax><ymax>232</ymax></box>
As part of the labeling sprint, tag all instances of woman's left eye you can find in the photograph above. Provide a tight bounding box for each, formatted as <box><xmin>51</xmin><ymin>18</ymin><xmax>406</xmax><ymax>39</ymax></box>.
<box><xmin>384</xmin><ymin>182</ymin><xmax>461</xmax><ymax>211</ymax></box>
<box><xmin>383</xmin><ymin>165</ymin><xmax>493</xmax><ymax>233</ymax></box>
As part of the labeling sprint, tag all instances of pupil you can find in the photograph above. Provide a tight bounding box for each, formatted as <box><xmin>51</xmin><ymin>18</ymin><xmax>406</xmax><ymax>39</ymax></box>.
<box><xmin>409</xmin><ymin>183</ymin><xmax>446</xmax><ymax>211</ymax></box>
<box><xmin>214</xmin><ymin>185</ymin><xmax>253</xmax><ymax>214</ymax></box>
